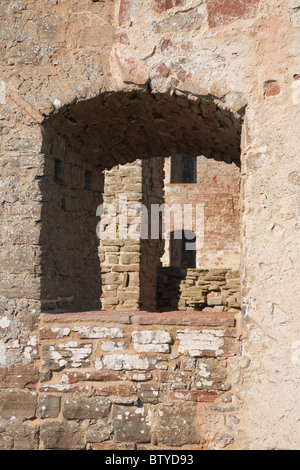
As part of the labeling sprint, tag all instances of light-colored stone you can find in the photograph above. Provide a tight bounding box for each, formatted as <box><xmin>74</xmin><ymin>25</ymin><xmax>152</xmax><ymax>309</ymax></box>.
<box><xmin>98</xmin><ymin>354</ymin><xmax>156</xmax><ymax>371</ymax></box>
<box><xmin>177</xmin><ymin>329</ymin><xmax>225</xmax><ymax>356</ymax></box>
<box><xmin>73</xmin><ymin>326</ymin><xmax>124</xmax><ymax>339</ymax></box>
<box><xmin>132</xmin><ymin>330</ymin><xmax>172</xmax><ymax>344</ymax></box>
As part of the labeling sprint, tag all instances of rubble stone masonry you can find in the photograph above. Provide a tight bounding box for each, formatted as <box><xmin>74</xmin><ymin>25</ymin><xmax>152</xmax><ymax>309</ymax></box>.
<box><xmin>0</xmin><ymin>310</ymin><xmax>239</xmax><ymax>450</ymax></box>
<box><xmin>0</xmin><ymin>0</ymin><xmax>299</xmax><ymax>451</ymax></box>
<box><xmin>157</xmin><ymin>268</ymin><xmax>241</xmax><ymax>312</ymax></box>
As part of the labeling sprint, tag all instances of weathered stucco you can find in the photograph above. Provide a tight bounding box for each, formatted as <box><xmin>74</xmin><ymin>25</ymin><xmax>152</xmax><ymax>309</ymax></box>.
<box><xmin>0</xmin><ymin>0</ymin><xmax>300</xmax><ymax>450</ymax></box>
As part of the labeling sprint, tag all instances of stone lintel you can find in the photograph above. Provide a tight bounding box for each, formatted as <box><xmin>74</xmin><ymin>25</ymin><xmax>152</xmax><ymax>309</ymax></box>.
<box><xmin>41</xmin><ymin>310</ymin><xmax>237</xmax><ymax>327</ymax></box>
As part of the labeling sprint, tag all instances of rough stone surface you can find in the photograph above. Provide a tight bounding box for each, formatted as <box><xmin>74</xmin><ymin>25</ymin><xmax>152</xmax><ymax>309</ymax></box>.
<box><xmin>40</xmin><ymin>422</ymin><xmax>86</xmax><ymax>450</ymax></box>
<box><xmin>0</xmin><ymin>364</ymin><xmax>39</xmax><ymax>389</ymax></box>
<box><xmin>42</xmin><ymin>343</ymin><xmax>92</xmax><ymax>371</ymax></box>
<box><xmin>156</xmin><ymin>404</ymin><xmax>199</xmax><ymax>446</ymax></box>
<box><xmin>63</xmin><ymin>396</ymin><xmax>111</xmax><ymax>420</ymax></box>
<box><xmin>0</xmin><ymin>390</ymin><xmax>37</xmax><ymax>420</ymax></box>
<box><xmin>177</xmin><ymin>329</ymin><xmax>226</xmax><ymax>357</ymax></box>
<box><xmin>0</xmin><ymin>0</ymin><xmax>299</xmax><ymax>451</ymax></box>
<box><xmin>27</xmin><ymin>313</ymin><xmax>238</xmax><ymax>449</ymax></box>
<box><xmin>38</xmin><ymin>394</ymin><xmax>61</xmax><ymax>419</ymax></box>
<box><xmin>73</xmin><ymin>326</ymin><xmax>124</xmax><ymax>339</ymax></box>
<box><xmin>0</xmin><ymin>422</ymin><xmax>39</xmax><ymax>450</ymax></box>
<box><xmin>157</xmin><ymin>268</ymin><xmax>241</xmax><ymax>311</ymax></box>
<box><xmin>98</xmin><ymin>354</ymin><xmax>155</xmax><ymax>371</ymax></box>
<box><xmin>86</xmin><ymin>421</ymin><xmax>113</xmax><ymax>444</ymax></box>
<box><xmin>132</xmin><ymin>330</ymin><xmax>172</xmax><ymax>353</ymax></box>
<box><xmin>112</xmin><ymin>405</ymin><xmax>152</xmax><ymax>443</ymax></box>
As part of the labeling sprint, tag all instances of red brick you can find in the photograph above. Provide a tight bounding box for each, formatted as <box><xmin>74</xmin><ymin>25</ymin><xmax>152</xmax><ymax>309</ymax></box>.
<box><xmin>0</xmin><ymin>364</ymin><xmax>39</xmax><ymax>390</ymax></box>
<box><xmin>41</xmin><ymin>311</ymin><xmax>132</xmax><ymax>324</ymax></box>
<box><xmin>206</xmin><ymin>0</ymin><xmax>260</xmax><ymax>29</ymax></box>
<box><xmin>264</xmin><ymin>80</ymin><xmax>281</xmax><ymax>97</ymax></box>
<box><xmin>152</xmin><ymin>0</ymin><xmax>186</xmax><ymax>14</ymax></box>
<box><xmin>39</xmin><ymin>384</ymin><xmax>92</xmax><ymax>394</ymax></box>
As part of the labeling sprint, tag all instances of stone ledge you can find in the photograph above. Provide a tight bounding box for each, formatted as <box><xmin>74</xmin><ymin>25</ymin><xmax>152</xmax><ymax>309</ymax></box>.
<box><xmin>41</xmin><ymin>311</ymin><xmax>132</xmax><ymax>324</ymax></box>
<box><xmin>41</xmin><ymin>310</ymin><xmax>237</xmax><ymax>327</ymax></box>
<box><xmin>135</xmin><ymin>311</ymin><xmax>236</xmax><ymax>327</ymax></box>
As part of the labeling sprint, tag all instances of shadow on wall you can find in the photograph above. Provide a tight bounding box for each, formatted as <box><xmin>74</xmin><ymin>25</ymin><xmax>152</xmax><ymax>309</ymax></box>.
<box><xmin>38</xmin><ymin>89</ymin><xmax>243</xmax><ymax>313</ymax></box>
<box><xmin>39</xmin><ymin>124</ymin><xmax>103</xmax><ymax>313</ymax></box>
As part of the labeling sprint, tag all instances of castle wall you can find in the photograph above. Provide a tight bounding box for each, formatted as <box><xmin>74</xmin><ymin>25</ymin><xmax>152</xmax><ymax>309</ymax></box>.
<box><xmin>0</xmin><ymin>310</ymin><xmax>238</xmax><ymax>450</ymax></box>
<box><xmin>0</xmin><ymin>0</ymin><xmax>299</xmax><ymax>450</ymax></box>
<box><xmin>41</xmin><ymin>126</ymin><xmax>103</xmax><ymax>313</ymax></box>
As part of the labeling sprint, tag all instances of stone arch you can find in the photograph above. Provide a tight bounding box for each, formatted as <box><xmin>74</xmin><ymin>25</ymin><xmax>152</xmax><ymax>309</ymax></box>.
<box><xmin>45</xmin><ymin>89</ymin><xmax>242</xmax><ymax>169</ymax></box>
<box><xmin>40</xmin><ymin>89</ymin><xmax>243</xmax><ymax>312</ymax></box>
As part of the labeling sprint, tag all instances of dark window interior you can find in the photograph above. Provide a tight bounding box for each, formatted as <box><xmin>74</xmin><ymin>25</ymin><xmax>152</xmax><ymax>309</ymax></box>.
<box><xmin>170</xmin><ymin>154</ymin><xmax>197</xmax><ymax>184</ymax></box>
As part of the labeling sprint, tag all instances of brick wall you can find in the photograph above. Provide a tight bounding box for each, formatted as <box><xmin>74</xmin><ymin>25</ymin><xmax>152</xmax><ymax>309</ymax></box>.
<box><xmin>163</xmin><ymin>156</ymin><xmax>241</xmax><ymax>270</ymax></box>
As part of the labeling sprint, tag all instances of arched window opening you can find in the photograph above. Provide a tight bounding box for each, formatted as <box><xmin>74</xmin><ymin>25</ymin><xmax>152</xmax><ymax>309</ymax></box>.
<box><xmin>41</xmin><ymin>90</ymin><xmax>242</xmax><ymax>313</ymax></box>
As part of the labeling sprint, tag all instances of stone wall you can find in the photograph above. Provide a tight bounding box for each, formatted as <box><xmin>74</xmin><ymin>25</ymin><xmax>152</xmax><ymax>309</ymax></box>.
<box><xmin>0</xmin><ymin>310</ymin><xmax>239</xmax><ymax>450</ymax></box>
<box><xmin>100</xmin><ymin>158</ymin><xmax>165</xmax><ymax>311</ymax></box>
<box><xmin>0</xmin><ymin>124</ymin><xmax>43</xmax><ymax>371</ymax></box>
<box><xmin>100</xmin><ymin>161</ymin><xmax>143</xmax><ymax>311</ymax></box>
<box><xmin>1</xmin><ymin>0</ymin><xmax>300</xmax><ymax>451</ymax></box>
<box><xmin>157</xmin><ymin>268</ymin><xmax>241</xmax><ymax>312</ymax></box>
<box><xmin>41</xmin><ymin>125</ymin><xmax>103</xmax><ymax>313</ymax></box>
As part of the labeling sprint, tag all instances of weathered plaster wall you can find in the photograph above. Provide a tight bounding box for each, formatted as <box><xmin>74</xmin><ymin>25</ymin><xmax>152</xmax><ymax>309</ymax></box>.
<box><xmin>0</xmin><ymin>0</ymin><xmax>299</xmax><ymax>450</ymax></box>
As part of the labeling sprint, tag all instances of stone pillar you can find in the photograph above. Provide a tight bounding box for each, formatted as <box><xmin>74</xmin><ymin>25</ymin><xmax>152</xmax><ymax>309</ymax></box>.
<box><xmin>99</xmin><ymin>158</ymin><xmax>164</xmax><ymax>311</ymax></box>
<box><xmin>140</xmin><ymin>157</ymin><xmax>165</xmax><ymax>311</ymax></box>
